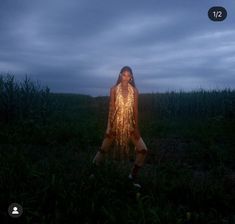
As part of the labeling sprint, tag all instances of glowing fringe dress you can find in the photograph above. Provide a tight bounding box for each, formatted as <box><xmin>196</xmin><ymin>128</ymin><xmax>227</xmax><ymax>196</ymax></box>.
<box><xmin>110</xmin><ymin>83</ymin><xmax>135</xmax><ymax>159</ymax></box>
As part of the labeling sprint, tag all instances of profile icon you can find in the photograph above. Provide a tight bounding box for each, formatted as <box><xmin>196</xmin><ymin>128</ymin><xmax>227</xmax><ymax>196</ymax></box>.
<box><xmin>12</xmin><ymin>206</ymin><xmax>19</xmax><ymax>215</ymax></box>
<box><xmin>8</xmin><ymin>203</ymin><xmax>23</xmax><ymax>218</ymax></box>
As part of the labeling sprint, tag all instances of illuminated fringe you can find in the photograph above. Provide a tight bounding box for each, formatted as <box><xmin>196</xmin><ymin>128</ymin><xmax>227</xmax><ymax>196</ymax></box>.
<box><xmin>111</xmin><ymin>83</ymin><xmax>135</xmax><ymax>158</ymax></box>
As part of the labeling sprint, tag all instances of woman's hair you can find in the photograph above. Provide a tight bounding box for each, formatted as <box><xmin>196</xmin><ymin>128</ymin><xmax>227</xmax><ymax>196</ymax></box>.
<box><xmin>115</xmin><ymin>66</ymin><xmax>136</xmax><ymax>87</ymax></box>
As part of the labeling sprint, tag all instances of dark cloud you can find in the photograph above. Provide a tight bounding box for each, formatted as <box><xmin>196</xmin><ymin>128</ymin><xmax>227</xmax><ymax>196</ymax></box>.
<box><xmin>0</xmin><ymin>0</ymin><xmax>235</xmax><ymax>96</ymax></box>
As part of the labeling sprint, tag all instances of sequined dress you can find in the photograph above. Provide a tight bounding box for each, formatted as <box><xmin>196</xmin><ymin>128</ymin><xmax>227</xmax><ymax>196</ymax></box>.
<box><xmin>110</xmin><ymin>83</ymin><xmax>136</xmax><ymax>156</ymax></box>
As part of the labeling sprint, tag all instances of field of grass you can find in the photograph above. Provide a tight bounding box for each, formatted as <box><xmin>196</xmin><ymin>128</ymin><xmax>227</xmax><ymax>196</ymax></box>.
<box><xmin>0</xmin><ymin>74</ymin><xmax>235</xmax><ymax>223</ymax></box>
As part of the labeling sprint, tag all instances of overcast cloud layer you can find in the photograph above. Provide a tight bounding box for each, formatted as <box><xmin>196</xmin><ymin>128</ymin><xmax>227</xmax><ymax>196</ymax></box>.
<box><xmin>0</xmin><ymin>0</ymin><xmax>235</xmax><ymax>96</ymax></box>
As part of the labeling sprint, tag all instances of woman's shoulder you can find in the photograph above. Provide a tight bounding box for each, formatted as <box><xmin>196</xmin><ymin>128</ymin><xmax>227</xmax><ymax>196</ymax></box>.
<box><xmin>110</xmin><ymin>85</ymin><xmax>117</xmax><ymax>92</ymax></box>
<box><xmin>109</xmin><ymin>85</ymin><xmax>118</xmax><ymax>96</ymax></box>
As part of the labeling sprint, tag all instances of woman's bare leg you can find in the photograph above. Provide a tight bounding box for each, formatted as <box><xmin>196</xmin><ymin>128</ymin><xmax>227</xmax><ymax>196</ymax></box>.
<box><xmin>131</xmin><ymin>136</ymin><xmax>148</xmax><ymax>166</ymax></box>
<box><xmin>92</xmin><ymin>136</ymin><xmax>114</xmax><ymax>165</ymax></box>
<box><xmin>129</xmin><ymin>135</ymin><xmax>148</xmax><ymax>180</ymax></box>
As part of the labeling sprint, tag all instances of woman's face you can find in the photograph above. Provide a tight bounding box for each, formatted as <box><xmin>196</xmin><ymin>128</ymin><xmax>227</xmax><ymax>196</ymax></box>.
<box><xmin>121</xmin><ymin>71</ymin><xmax>132</xmax><ymax>83</ymax></box>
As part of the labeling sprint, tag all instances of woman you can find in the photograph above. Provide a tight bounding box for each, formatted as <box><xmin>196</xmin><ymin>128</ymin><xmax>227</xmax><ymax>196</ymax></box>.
<box><xmin>92</xmin><ymin>66</ymin><xmax>148</xmax><ymax>187</ymax></box>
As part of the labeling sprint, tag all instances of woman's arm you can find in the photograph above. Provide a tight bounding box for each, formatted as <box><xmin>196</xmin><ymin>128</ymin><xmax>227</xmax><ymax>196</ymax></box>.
<box><xmin>106</xmin><ymin>86</ymin><xmax>115</xmax><ymax>133</ymax></box>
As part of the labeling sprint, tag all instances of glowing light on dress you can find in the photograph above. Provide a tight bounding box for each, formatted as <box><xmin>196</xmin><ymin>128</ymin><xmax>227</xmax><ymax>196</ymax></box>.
<box><xmin>111</xmin><ymin>83</ymin><xmax>135</xmax><ymax>156</ymax></box>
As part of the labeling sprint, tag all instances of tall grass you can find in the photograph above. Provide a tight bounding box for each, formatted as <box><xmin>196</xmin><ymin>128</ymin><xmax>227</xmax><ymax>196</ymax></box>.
<box><xmin>0</xmin><ymin>74</ymin><xmax>235</xmax><ymax>223</ymax></box>
<box><xmin>139</xmin><ymin>89</ymin><xmax>235</xmax><ymax>120</ymax></box>
<box><xmin>0</xmin><ymin>73</ymin><xmax>52</xmax><ymax>124</ymax></box>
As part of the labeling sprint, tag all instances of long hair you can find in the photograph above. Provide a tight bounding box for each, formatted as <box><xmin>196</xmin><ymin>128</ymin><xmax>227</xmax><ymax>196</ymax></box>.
<box><xmin>115</xmin><ymin>66</ymin><xmax>136</xmax><ymax>88</ymax></box>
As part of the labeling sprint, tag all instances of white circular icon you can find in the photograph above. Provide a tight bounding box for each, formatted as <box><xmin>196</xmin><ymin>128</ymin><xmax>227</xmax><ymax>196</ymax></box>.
<box><xmin>8</xmin><ymin>203</ymin><xmax>23</xmax><ymax>218</ymax></box>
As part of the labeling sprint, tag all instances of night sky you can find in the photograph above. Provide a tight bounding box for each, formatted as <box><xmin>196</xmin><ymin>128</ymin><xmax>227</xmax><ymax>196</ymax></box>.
<box><xmin>0</xmin><ymin>0</ymin><xmax>235</xmax><ymax>96</ymax></box>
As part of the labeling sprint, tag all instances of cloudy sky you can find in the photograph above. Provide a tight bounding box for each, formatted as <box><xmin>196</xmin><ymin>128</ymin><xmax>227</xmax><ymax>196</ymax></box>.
<box><xmin>0</xmin><ymin>0</ymin><xmax>235</xmax><ymax>96</ymax></box>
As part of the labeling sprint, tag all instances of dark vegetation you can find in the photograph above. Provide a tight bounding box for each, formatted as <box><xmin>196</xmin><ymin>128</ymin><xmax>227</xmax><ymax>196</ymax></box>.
<box><xmin>0</xmin><ymin>73</ymin><xmax>235</xmax><ymax>223</ymax></box>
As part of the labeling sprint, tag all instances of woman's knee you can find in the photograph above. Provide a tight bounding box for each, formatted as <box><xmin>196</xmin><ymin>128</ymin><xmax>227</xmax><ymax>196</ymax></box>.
<box><xmin>100</xmin><ymin>137</ymin><xmax>114</xmax><ymax>152</ymax></box>
<box><xmin>135</xmin><ymin>138</ymin><xmax>147</xmax><ymax>151</ymax></box>
<box><xmin>136</xmin><ymin>148</ymin><xmax>148</xmax><ymax>155</ymax></box>
<box><xmin>135</xmin><ymin>148</ymin><xmax>148</xmax><ymax>167</ymax></box>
